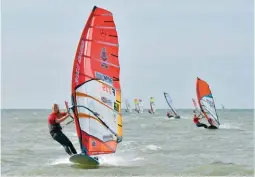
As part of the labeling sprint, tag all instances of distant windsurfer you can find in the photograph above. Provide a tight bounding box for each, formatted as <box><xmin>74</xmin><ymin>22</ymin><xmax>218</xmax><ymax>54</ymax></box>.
<box><xmin>167</xmin><ymin>112</ymin><xmax>174</xmax><ymax>118</ymax></box>
<box><xmin>48</xmin><ymin>104</ymin><xmax>77</xmax><ymax>156</ymax></box>
<box><xmin>138</xmin><ymin>99</ymin><xmax>143</xmax><ymax>113</ymax></box>
<box><xmin>193</xmin><ymin>110</ymin><xmax>208</xmax><ymax>128</ymax></box>
<box><xmin>149</xmin><ymin>97</ymin><xmax>155</xmax><ymax>114</ymax></box>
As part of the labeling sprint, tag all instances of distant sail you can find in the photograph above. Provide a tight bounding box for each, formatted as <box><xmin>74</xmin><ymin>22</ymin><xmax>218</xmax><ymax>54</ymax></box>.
<box><xmin>70</xmin><ymin>6</ymin><xmax>122</xmax><ymax>155</ymax></box>
<box><xmin>125</xmin><ymin>99</ymin><xmax>132</xmax><ymax>112</ymax></box>
<box><xmin>139</xmin><ymin>99</ymin><xmax>144</xmax><ymax>113</ymax></box>
<box><xmin>134</xmin><ymin>98</ymin><xmax>140</xmax><ymax>113</ymax></box>
<box><xmin>163</xmin><ymin>92</ymin><xmax>179</xmax><ymax>116</ymax></box>
<box><xmin>196</xmin><ymin>77</ymin><xmax>220</xmax><ymax>128</ymax></box>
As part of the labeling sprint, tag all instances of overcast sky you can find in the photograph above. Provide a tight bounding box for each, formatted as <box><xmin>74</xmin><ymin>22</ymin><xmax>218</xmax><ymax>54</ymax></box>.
<box><xmin>1</xmin><ymin>0</ymin><xmax>254</xmax><ymax>109</ymax></box>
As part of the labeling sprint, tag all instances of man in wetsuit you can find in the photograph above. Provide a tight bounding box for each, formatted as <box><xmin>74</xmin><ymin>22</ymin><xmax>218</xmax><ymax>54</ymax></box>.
<box><xmin>48</xmin><ymin>104</ymin><xmax>77</xmax><ymax>156</ymax></box>
<box><xmin>193</xmin><ymin>110</ymin><xmax>208</xmax><ymax>128</ymax></box>
<box><xmin>167</xmin><ymin>112</ymin><xmax>174</xmax><ymax>118</ymax></box>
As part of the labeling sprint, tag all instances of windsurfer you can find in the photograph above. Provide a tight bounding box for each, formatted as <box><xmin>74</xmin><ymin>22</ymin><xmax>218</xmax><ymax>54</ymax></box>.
<box><xmin>167</xmin><ymin>112</ymin><xmax>174</xmax><ymax>118</ymax></box>
<box><xmin>193</xmin><ymin>110</ymin><xmax>208</xmax><ymax>128</ymax></box>
<box><xmin>48</xmin><ymin>104</ymin><xmax>77</xmax><ymax>156</ymax></box>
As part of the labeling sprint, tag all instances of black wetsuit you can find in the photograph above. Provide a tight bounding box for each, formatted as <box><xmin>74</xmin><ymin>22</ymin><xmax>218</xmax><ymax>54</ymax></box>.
<box><xmin>167</xmin><ymin>113</ymin><xmax>174</xmax><ymax>118</ymax></box>
<box><xmin>196</xmin><ymin>123</ymin><xmax>218</xmax><ymax>129</ymax></box>
<box><xmin>207</xmin><ymin>125</ymin><xmax>218</xmax><ymax>129</ymax></box>
<box><xmin>196</xmin><ymin>122</ymin><xmax>208</xmax><ymax>128</ymax></box>
<box><xmin>48</xmin><ymin>114</ymin><xmax>77</xmax><ymax>156</ymax></box>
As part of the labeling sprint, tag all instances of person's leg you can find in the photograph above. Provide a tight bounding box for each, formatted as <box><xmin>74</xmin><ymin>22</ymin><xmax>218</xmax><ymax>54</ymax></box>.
<box><xmin>63</xmin><ymin>146</ymin><xmax>73</xmax><ymax>155</ymax></box>
<box><xmin>208</xmin><ymin>125</ymin><xmax>218</xmax><ymax>129</ymax></box>
<box><xmin>196</xmin><ymin>123</ymin><xmax>203</xmax><ymax>127</ymax></box>
<box><xmin>59</xmin><ymin>132</ymin><xmax>77</xmax><ymax>155</ymax></box>
<box><xmin>52</xmin><ymin>132</ymin><xmax>73</xmax><ymax>155</ymax></box>
<box><xmin>196</xmin><ymin>123</ymin><xmax>207</xmax><ymax>128</ymax></box>
<box><xmin>202</xmin><ymin>124</ymin><xmax>208</xmax><ymax>128</ymax></box>
<box><xmin>68</xmin><ymin>142</ymin><xmax>77</xmax><ymax>154</ymax></box>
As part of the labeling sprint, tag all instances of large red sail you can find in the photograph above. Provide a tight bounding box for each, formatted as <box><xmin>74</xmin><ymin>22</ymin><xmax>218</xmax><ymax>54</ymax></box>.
<box><xmin>71</xmin><ymin>6</ymin><xmax>122</xmax><ymax>155</ymax></box>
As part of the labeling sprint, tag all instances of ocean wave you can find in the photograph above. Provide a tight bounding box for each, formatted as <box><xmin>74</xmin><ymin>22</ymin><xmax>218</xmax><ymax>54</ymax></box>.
<box><xmin>142</xmin><ymin>144</ymin><xmax>162</xmax><ymax>151</ymax></box>
<box><xmin>219</xmin><ymin>123</ymin><xmax>243</xmax><ymax>130</ymax></box>
<box><xmin>184</xmin><ymin>161</ymin><xmax>254</xmax><ymax>176</ymax></box>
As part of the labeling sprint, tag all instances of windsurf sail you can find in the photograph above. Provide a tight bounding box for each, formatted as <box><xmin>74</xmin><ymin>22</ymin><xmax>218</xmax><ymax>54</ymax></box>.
<box><xmin>149</xmin><ymin>97</ymin><xmax>156</xmax><ymax>113</ymax></box>
<box><xmin>70</xmin><ymin>6</ymin><xmax>122</xmax><ymax>156</ymax></box>
<box><xmin>163</xmin><ymin>92</ymin><xmax>179</xmax><ymax>116</ymax></box>
<box><xmin>134</xmin><ymin>98</ymin><xmax>140</xmax><ymax>113</ymax></box>
<box><xmin>196</xmin><ymin>77</ymin><xmax>220</xmax><ymax>128</ymax></box>
<box><xmin>138</xmin><ymin>99</ymin><xmax>144</xmax><ymax>113</ymax></box>
<box><xmin>125</xmin><ymin>99</ymin><xmax>132</xmax><ymax>112</ymax></box>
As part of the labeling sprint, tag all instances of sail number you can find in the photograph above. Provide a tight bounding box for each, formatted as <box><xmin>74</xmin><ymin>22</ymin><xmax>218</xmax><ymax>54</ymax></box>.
<box><xmin>102</xmin><ymin>84</ymin><xmax>115</xmax><ymax>96</ymax></box>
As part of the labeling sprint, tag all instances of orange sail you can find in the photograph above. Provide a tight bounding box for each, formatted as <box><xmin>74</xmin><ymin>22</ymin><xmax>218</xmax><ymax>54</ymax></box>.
<box><xmin>70</xmin><ymin>6</ymin><xmax>122</xmax><ymax>155</ymax></box>
<box><xmin>196</xmin><ymin>77</ymin><xmax>220</xmax><ymax>127</ymax></box>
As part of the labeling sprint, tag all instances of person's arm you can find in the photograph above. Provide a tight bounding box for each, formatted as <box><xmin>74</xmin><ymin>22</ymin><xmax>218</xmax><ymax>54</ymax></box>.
<box><xmin>55</xmin><ymin>113</ymin><xmax>70</xmax><ymax>123</ymax></box>
<box><xmin>198</xmin><ymin>112</ymin><xmax>203</xmax><ymax>118</ymax></box>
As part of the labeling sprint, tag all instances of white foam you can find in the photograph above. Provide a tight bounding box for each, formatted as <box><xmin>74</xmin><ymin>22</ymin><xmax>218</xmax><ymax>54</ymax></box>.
<box><xmin>49</xmin><ymin>157</ymin><xmax>71</xmax><ymax>165</ymax></box>
<box><xmin>131</xmin><ymin>157</ymin><xmax>144</xmax><ymax>161</ymax></box>
<box><xmin>164</xmin><ymin>117</ymin><xmax>176</xmax><ymax>120</ymax></box>
<box><xmin>180</xmin><ymin>115</ymin><xmax>191</xmax><ymax>119</ymax></box>
<box><xmin>220</xmin><ymin>123</ymin><xmax>242</xmax><ymax>130</ymax></box>
<box><xmin>144</xmin><ymin>144</ymin><xmax>162</xmax><ymax>151</ymax></box>
<box><xmin>98</xmin><ymin>154</ymin><xmax>129</xmax><ymax>166</ymax></box>
<box><xmin>98</xmin><ymin>152</ymin><xmax>144</xmax><ymax>167</ymax></box>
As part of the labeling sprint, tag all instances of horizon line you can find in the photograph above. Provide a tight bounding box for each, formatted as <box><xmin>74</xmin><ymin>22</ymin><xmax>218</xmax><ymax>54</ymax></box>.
<box><xmin>1</xmin><ymin>108</ymin><xmax>254</xmax><ymax>110</ymax></box>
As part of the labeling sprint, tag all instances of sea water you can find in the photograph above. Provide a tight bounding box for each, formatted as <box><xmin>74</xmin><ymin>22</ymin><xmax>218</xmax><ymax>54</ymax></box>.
<box><xmin>1</xmin><ymin>109</ymin><xmax>254</xmax><ymax>176</ymax></box>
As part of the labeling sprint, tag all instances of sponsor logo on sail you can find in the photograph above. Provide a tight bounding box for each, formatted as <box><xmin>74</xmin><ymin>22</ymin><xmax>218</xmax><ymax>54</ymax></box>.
<box><xmin>100</xmin><ymin>30</ymin><xmax>106</xmax><ymax>37</ymax></box>
<box><xmin>92</xmin><ymin>141</ymin><xmax>96</xmax><ymax>147</ymax></box>
<box><xmin>74</xmin><ymin>40</ymin><xmax>85</xmax><ymax>86</ymax></box>
<box><xmin>103</xmin><ymin>134</ymin><xmax>114</xmax><ymax>141</ymax></box>
<box><xmin>102</xmin><ymin>83</ymin><xmax>116</xmax><ymax>96</ymax></box>
<box><xmin>100</xmin><ymin>47</ymin><xmax>108</xmax><ymax>68</ymax></box>
<box><xmin>101</xmin><ymin>96</ymin><xmax>112</xmax><ymax>106</ymax></box>
<box><xmin>95</xmin><ymin>72</ymin><xmax>113</xmax><ymax>85</ymax></box>
<box><xmin>114</xmin><ymin>102</ymin><xmax>120</xmax><ymax>112</ymax></box>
